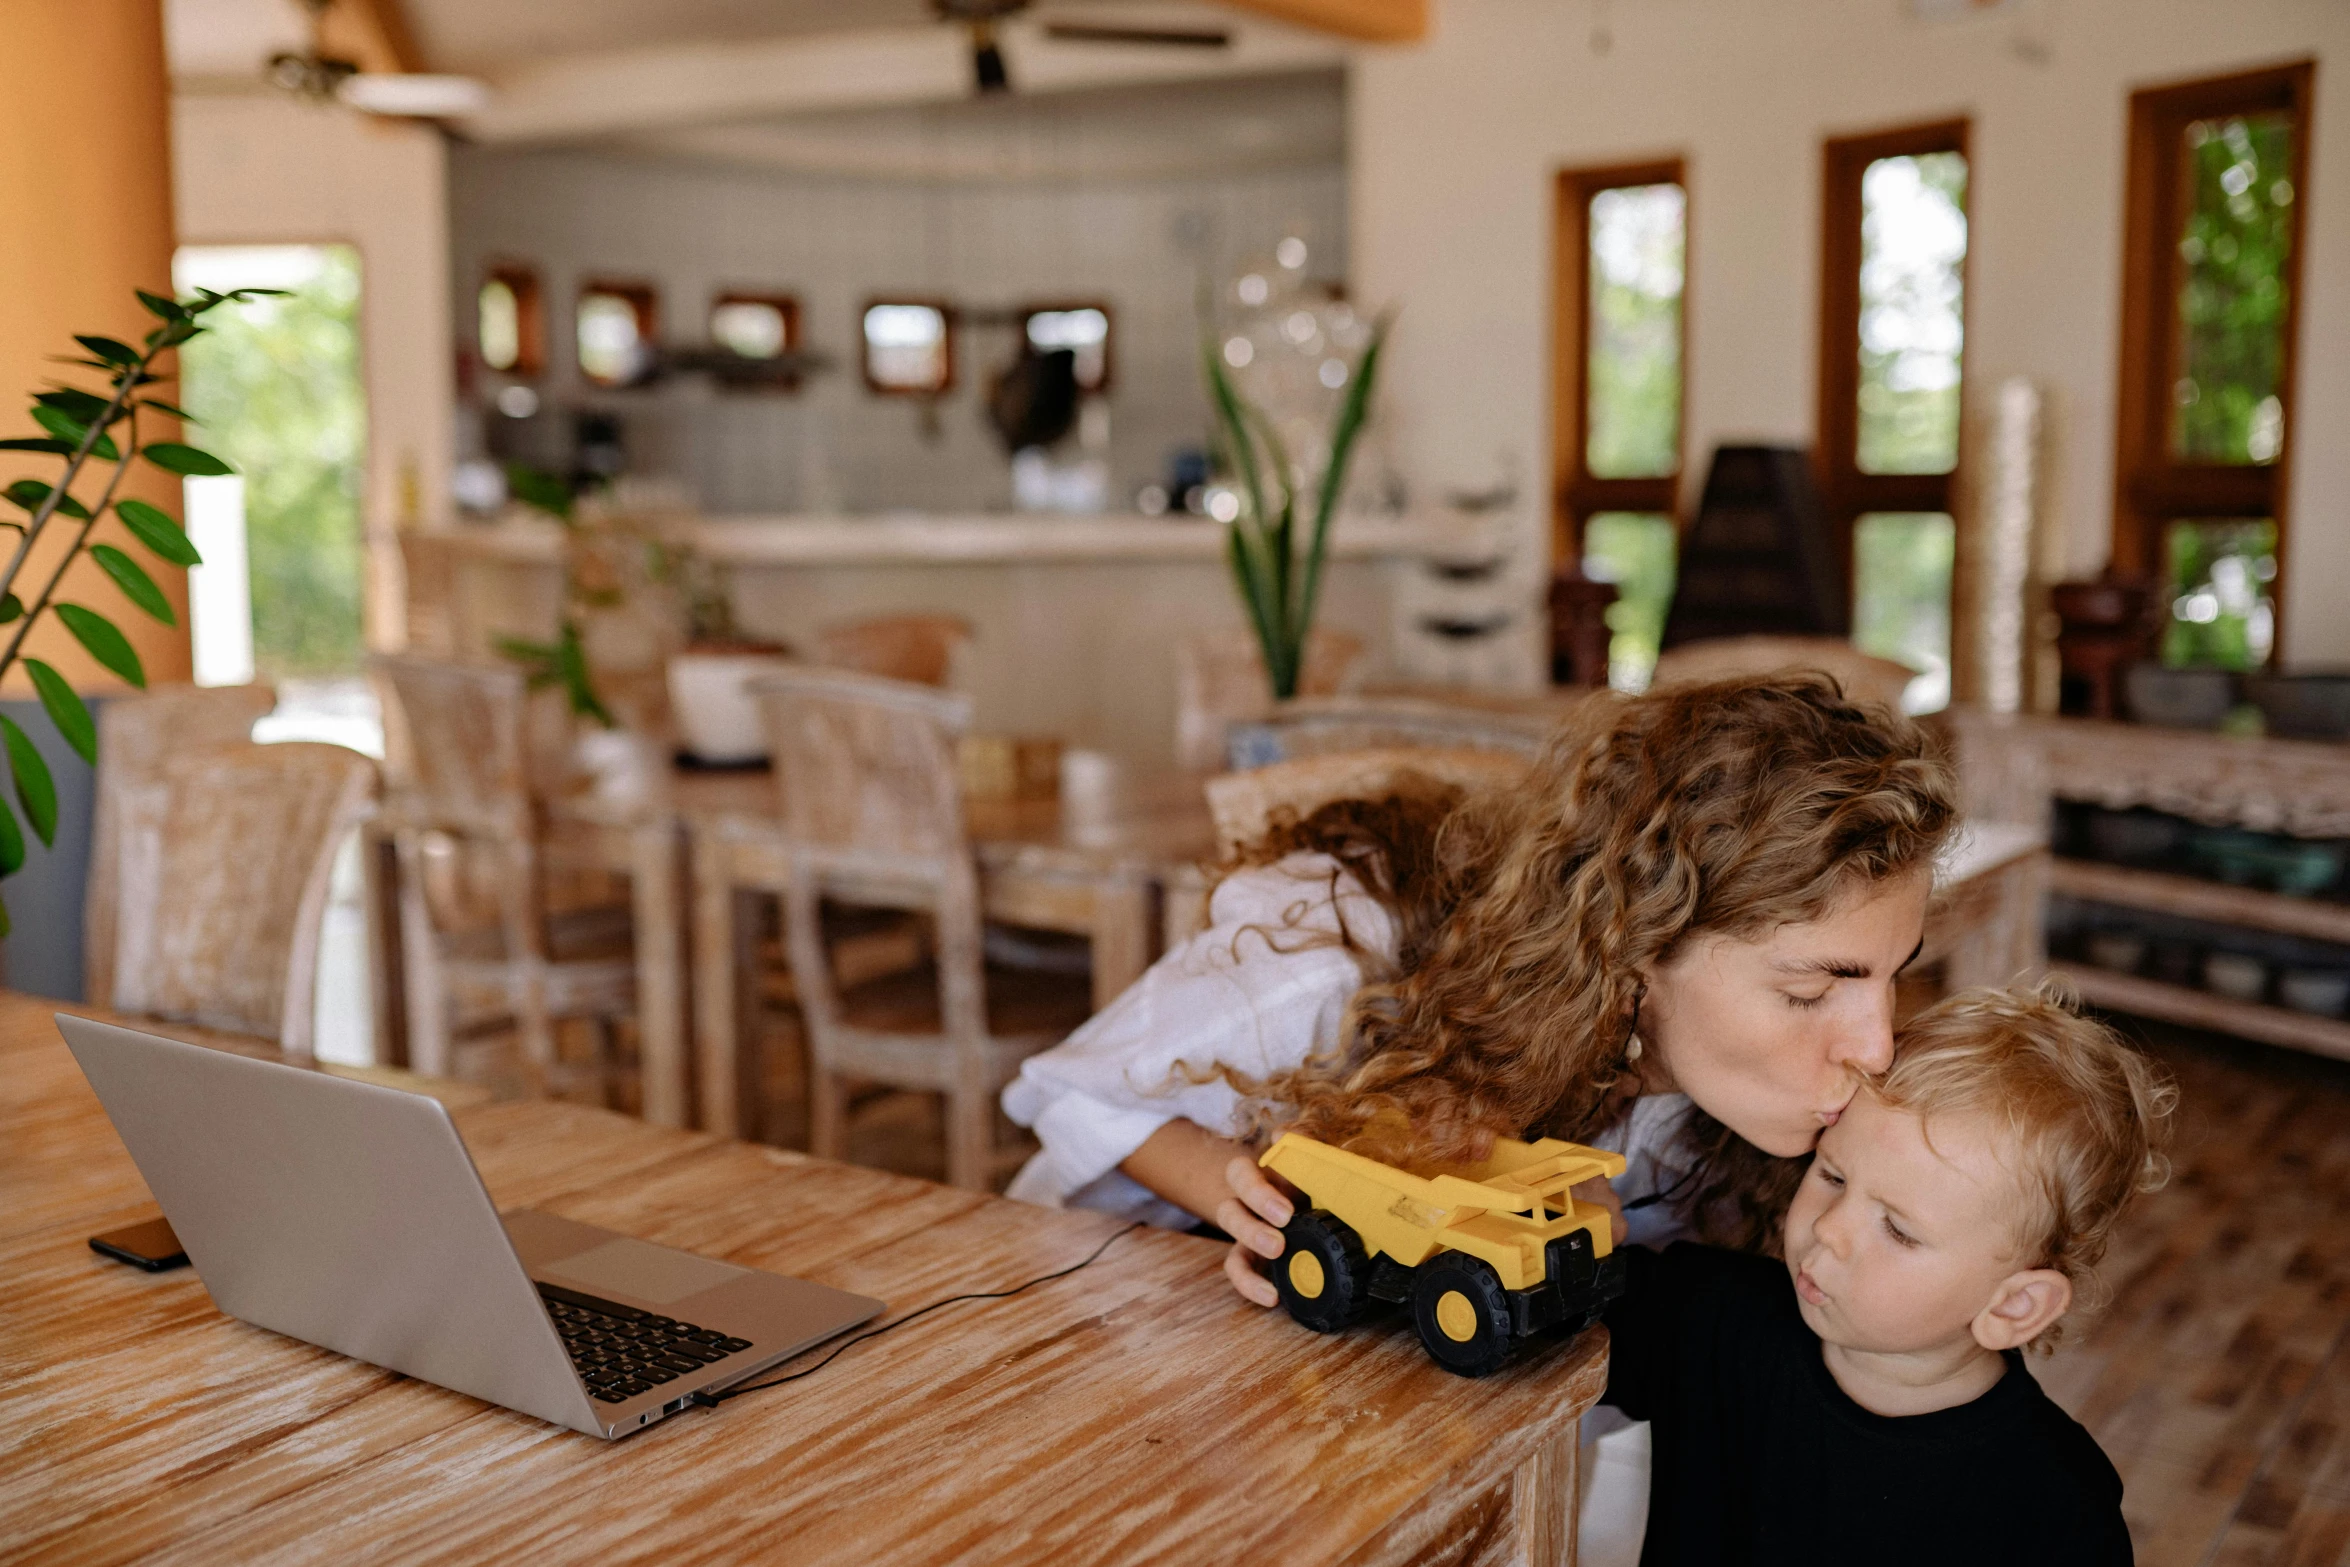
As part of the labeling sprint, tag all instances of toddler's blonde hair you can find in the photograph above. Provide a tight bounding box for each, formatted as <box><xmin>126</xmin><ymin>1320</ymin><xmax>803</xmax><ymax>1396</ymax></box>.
<box><xmin>1869</xmin><ymin>983</ymin><xmax>2176</xmax><ymax>1345</ymax></box>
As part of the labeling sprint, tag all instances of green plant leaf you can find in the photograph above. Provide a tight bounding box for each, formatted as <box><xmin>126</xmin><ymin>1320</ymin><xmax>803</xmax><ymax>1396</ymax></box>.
<box><xmin>1296</xmin><ymin>314</ymin><xmax>1390</xmax><ymax>650</ymax></box>
<box><xmin>555</xmin><ymin>621</ymin><xmax>615</xmax><ymax>727</ymax></box>
<box><xmin>142</xmin><ymin>442</ymin><xmax>233</xmax><ymax>477</ymax></box>
<box><xmin>154</xmin><ymin>320</ymin><xmax>200</xmax><ymax>350</ymax></box>
<box><xmin>74</xmin><ymin>335</ymin><xmax>139</xmax><ymax>368</ymax></box>
<box><xmin>0</xmin><ymin>890</ymin><xmax>13</xmax><ymax>935</ymax></box>
<box><xmin>26</xmin><ymin>660</ymin><xmax>94</xmax><ymax>764</ymax></box>
<box><xmin>36</xmin><ymin>388</ymin><xmax>114</xmax><ymax>423</ymax></box>
<box><xmin>505</xmin><ymin>463</ymin><xmax>574</xmax><ymax>523</ymax></box>
<box><xmin>136</xmin><ymin>289</ymin><xmax>188</xmax><ymax>322</ymax></box>
<box><xmin>0</xmin><ymin>438</ymin><xmax>73</xmax><ymax>455</ymax></box>
<box><xmin>31</xmin><ymin>406</ymin><xmax>118</xmax><ymax>461</ymax></box>
<box><xmin>116</xmin><ymin>498</ymin><xmax>202</xmax><ymax>566</ymax></box>
<box><xmin>4</xmin><ymin>479</ymin><xmax>89</xmax><ymax>520</ymax></box>
<box><xmin>1</xmin><ymin>717</ymin><xmax>57</xmax><ymax>849</ymax></box>
<box><xmin>0</xmin><ymin>595</ymin><xmax>21</xmax><ymax>624</ymax></box>
<box><xmin>90</xmin><ymin>545</ymin><xmax>174</xmax><ymax>625</ymax></box>
<box><xmin>55</xmin><ymin>603</ymin><xmax>145</xmax><ymax>688</ymax></box>
<box><xmin>0</xmin><ymin>796</ymin><xmax>24</xmax><ymax>880</ymax></box>
<box><xmin>140</xmin><ymin>399</ymin><xmax>197</xmax><ymax>423</ymax></box>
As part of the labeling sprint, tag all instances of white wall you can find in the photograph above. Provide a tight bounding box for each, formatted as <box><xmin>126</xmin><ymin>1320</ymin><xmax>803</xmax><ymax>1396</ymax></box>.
<box><xmin>445</xmin><ymin>146</ymin><xmax>1346</xmax><ymax>514</ymax></box>
<box><xmin>1353</xmin><ymin>0</ymin><xmax>2350</xmax><ymax>673</ymax></box>
<box><xmin>172</xmin><ymin>93</ymin><xmax>455</xmax><ymax>649</ymax></box>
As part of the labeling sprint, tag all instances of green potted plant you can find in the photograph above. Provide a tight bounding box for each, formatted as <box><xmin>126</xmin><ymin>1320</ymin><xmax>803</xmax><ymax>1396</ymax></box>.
<box><xmin>0</xmin><ymin>287</ymin><xmax>275</xmax><ymax>932</ymax></box>
<box><xmin>1201</xmin><ymin>311</ymin><xmax>1389</xmax><ymax>701</ymax></box>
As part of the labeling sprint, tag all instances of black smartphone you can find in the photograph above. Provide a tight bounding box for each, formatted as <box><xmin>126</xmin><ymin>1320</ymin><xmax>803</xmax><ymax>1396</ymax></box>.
<box><xmin>89</xmin><ymin>1216</ymin><xmax>189</xmax><ymax>1272</ymax></box>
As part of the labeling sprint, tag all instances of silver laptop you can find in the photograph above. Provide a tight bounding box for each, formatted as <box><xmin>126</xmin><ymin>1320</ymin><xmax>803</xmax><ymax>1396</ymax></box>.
<box><xmin>60</xmin><ymin>1014</ymin><xmax>883</xmax><ymax>1439</ymax></box>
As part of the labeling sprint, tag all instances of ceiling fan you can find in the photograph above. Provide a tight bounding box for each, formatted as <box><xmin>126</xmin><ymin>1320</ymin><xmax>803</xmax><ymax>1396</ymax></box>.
<box><xmin>931</xmin><ymin>1</ymin><xmax>1233</xmax><ymax>96</ymax></box>
<box><xmin>266</xmin><ymin>0</ymin><xmax>493</xmax><ymax>118</ymax></box>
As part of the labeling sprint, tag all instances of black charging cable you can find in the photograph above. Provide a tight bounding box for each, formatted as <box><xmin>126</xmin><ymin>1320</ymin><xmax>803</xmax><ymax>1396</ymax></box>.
<box><xmin>689</xmin><ymin>1221</ymin><xmax>1145</xmax><ymax>1407</ymax></box>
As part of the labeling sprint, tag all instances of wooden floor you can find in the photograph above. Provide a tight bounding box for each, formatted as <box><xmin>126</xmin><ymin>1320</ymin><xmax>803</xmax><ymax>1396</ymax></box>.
<box><xmin>2044</xmin><ymin>1015</ymin><xmax>2350</xmax><ymax>1567</ymax></box>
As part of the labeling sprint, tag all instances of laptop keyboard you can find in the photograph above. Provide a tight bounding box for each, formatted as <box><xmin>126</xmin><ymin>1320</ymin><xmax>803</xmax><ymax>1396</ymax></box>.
<box><xmin>536</xmin><ymin>1281</ymin><xmax>754</xmax><ymax>1404</ymax></box>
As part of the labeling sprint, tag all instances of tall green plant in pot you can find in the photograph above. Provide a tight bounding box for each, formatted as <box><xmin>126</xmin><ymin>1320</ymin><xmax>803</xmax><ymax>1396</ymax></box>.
<box><xmin>1202</xmin><ymin>312</ymin><xmax>1389</xmax><ymax>702</ymax></box>
<box><xmin>0</xmin><ymin>287</ymin><xmax>276</xmax><ymax>933</ymax></box>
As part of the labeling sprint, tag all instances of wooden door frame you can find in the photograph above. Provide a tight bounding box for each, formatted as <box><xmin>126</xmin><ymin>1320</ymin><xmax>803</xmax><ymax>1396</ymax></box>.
<box><xmin>1814</xmin><ymin>117</ymin><xmax>1973</xmax><ymax>591</ymax></box>
<box><xmin>2109</xmin><ymin>59</ymin><xmax>2313</xmax><ymax>656</ymax></box>
<box><xmin>1550</xmin><ymin>157</ymin><xmax>1688</xmax><ymax>572</ymax></box>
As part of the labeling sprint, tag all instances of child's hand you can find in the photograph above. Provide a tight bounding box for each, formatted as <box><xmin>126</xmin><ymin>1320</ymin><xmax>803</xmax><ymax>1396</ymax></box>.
<box><xmin>1575</xmin><ymin>1174</ymin><xmax>1629</xmax><ymax>1246</ymax></box>
<box><xmin>1218</xmin><ymin>1156</ymin><xmax>1299</xmax><ymax>1309</ymax></box>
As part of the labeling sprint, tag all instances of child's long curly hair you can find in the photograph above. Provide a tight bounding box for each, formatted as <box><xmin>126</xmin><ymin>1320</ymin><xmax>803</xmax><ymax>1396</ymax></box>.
<box><xmin>1230</xmin><ymin>672</ymin><xmax>1959</xmax><ymax>1251</ymax></box>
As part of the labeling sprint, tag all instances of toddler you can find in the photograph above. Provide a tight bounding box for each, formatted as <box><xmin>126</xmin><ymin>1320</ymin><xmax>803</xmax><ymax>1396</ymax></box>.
<box><xmin>1601</xmin><ymin>984</ymin><xmax>2174</xmax><ymax>1566</ymax></box>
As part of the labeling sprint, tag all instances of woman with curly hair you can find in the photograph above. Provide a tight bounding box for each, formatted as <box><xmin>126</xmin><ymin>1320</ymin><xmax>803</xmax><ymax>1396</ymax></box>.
<box><xmin>1001</xmin><ymin>672</ymin><xmax>1959</xmax><ymax>1301</ymax></box>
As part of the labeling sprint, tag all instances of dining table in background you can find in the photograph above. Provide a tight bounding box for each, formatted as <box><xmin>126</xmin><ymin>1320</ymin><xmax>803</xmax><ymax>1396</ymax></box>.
<box><xmin>367</xmin><ymin>757</ymin><xmax>1222</xmax><ymax>1134</ymax></box>
<box><xmin>2</xmin><ymin>992</ymin><xmax>1603</xmax><ymax>1566</ymax></box>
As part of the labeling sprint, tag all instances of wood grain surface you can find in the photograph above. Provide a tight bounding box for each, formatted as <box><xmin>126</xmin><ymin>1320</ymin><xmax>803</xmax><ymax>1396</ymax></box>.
<box><xmin>0</xmin><ymin>994</ymin><xmax>1600</xmax><ymax>1565</ymax></box>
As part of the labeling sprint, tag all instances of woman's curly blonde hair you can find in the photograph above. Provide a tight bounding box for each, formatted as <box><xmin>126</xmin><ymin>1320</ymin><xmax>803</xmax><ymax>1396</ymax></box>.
<box><xmin>1232</xmin><ymin>672</ymin><xmax>1959</xmax><ymax>1251</ymax></box>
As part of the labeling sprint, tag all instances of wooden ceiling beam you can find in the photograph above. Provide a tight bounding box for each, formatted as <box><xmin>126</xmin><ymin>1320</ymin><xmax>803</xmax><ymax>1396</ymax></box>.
<box><xmin>317</xmin><ymin>0</ymin><xmax>427</xmax><ymax>76</ymax></box>
<box><xmin>1217</xmin><ymin>0</ymin><xmax>1425</xmax><ymax>43</ymax></box>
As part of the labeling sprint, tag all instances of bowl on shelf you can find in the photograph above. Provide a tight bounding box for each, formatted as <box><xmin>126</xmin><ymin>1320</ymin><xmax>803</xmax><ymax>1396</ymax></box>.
<box><xmin>2279</xmin><ymin>968</ymin><xmax>2350</xmax><ymax>1018</ymax></box>
<box><xmin>2085</xmin><ymin>932</ymin><xmax>2149</xmax><ymax>974</ymax></box>
<box><xmin>2187</xmin><ymin>827</ymin><xmax>2349</xmax><ymax>895</ymax></box>
<box><xmin>2086</xmin><ymin>808</ymin><xmax>2188</xmax><ymax>867</ymax></box>
<box><xmin>2243</xmin><ymin>671</ymin><xmax>2350</xmax><ymax>742</ymax></box>
<box><xmin>2203</xmin><ymin>951</ymin><xmax>2269</xmax><ymax>1003</ymax></box>
<box><xmin>2124</xmin><ymin>663</ymin><xmax>2237</xmax><ymax>730</ymax></box>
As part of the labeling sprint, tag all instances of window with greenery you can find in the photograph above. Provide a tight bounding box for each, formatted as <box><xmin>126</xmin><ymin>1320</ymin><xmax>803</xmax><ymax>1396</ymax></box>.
<box><xmin>2112</xmin><ymin>63</ymin><xmax>2308</xmax><ymax>672</ymax></box>
<box><xmin>577</xmin><ymin>280</ymin><xmax>658</xmax><ymax>388</ymax></box>
<box><xmin>1820</xmin><ymin>121</ymin><xmax>1969</xmax><ymax>712</ymax></box>
<box><xmin>478</xmin><ymin>263</ymin><xmax>543</xmax><ymax>377</ymax></box>
<box><xmin>711</xmin><ymin>292</ymin><xmax>800</xmax><ymax>362</ymax></box>
<box><xmin>175</xmin><ymin>244</ymin><xmax>366</xmax><ymax>678</ymax></box>
<box><xmin>1023</xmin><ymin>304</ymin><xmax>1112</xmax><ymax>393</ymax></box>
<box><xmin>1553</xmin><ymin>161</ymin><xmax>1686</xmax><ymax>689</ymax></box>
<box><xmin>862</xmin><ymin>300</ymin><xmax>954</xmax><ymax>395</ymax></box>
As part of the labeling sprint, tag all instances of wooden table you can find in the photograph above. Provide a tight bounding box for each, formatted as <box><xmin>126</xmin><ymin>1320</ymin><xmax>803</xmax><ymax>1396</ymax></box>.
<box><xmin>1</xmin><ymin>994</ymin><xmax>1602</xmax><ymax>1565</ymax></box>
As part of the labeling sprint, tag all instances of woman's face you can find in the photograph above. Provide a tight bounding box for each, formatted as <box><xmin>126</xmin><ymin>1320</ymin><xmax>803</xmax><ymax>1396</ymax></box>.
<box><xmin>1636</xmin><ymin>870</ymin><xmax>1932</xmax><ymax>1158</ymax></box>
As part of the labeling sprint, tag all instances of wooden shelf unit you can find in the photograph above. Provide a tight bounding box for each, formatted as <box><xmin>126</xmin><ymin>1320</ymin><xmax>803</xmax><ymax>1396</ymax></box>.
<box><xmin>2048</xmin><ymin>858</ymin><xmax>2350</xmax><ymax>945</ymax></box>
<box><xmin>2053</xmin><ymin>963</ymin><xmax>2350</xmax><ymax>1062</ymax></box>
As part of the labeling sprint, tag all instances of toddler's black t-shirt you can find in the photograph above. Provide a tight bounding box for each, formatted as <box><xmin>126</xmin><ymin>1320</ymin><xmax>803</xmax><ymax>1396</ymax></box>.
<box><xmin>1602</xmin><ymin>1242</ymin><xmax>2133</xmax><ymax>1566</ymax></box>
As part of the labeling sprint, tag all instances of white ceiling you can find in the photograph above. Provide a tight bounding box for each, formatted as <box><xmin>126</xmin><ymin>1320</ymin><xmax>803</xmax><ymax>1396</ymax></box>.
<box><xmin>404</xmin><ymin>0</ymin><xmax>936</xmax><ymax>76</ymax></box>
<box><xmin>165</xmin><ymin>0</ymin><xmax>1350</xmax><ymax>175</ymax></box>
<box><xmin>611</xmin><ymin>68</ymin><xmax>1345</xmax><ymax>182</ymax></box>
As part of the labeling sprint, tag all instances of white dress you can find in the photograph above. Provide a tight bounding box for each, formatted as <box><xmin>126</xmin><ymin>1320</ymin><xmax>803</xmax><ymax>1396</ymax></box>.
<box><xmin>1001</xmin><ymin>851</ymin><xmax>1698</xmax><ymax>1237</ymax></box>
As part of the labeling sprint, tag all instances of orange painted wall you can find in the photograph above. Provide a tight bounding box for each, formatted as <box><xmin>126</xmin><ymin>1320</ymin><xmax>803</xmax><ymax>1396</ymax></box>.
<box><xmin>0</xmin><ymin>0</ymin><xmax>193</xmax><ymax>693</ymax></box>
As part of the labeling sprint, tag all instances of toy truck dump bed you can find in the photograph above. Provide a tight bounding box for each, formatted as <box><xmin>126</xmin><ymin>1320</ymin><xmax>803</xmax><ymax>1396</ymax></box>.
<box><xmin>1260</xmin><ymin>1132</ymin><xmax>1630</xmax><ymax>1376</ymax></box>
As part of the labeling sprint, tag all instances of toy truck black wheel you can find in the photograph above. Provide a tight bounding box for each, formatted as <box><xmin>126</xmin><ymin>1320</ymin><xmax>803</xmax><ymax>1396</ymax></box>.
<box><xmin>1273</xmin><ymin>1210</ymin><xmax>1372</xmax><ymax>1332</ymax></box>
<box><xmin>1409</xmin><ymin>1254</ymin><xmax>1515</xmax><ymax>1376</ymax></box>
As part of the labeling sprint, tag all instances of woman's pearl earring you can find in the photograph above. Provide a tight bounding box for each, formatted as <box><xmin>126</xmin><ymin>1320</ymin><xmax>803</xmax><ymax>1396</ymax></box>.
<box><xmin>1625</xmin><ymin>1033</ymin><xmax>1644</xmax><ymax>1063</ymax></box>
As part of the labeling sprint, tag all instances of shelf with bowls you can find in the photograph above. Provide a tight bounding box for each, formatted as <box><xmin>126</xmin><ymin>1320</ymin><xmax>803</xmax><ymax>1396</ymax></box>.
<box><xmin>2052</xmin><ymin>962</ymin><xmax>2350</xmax><ymax>1063</ymax></box>
<box><xmin>2047</xmin><ymin>858</ymin><xmax>2350</xmax><ymax>946</ymax></box>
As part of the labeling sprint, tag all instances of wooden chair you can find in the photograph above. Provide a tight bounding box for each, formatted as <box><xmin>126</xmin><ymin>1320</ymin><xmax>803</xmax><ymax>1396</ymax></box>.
<box><xmin>746</xmin><ymin>665</ymin><xmax>1090</xmax><ymax>1190</ymax></box>
<box><xmin>1173</xmin><ymin>627</ymin><xmax>1367</xmax><ymax>772</ymax></box>
<box><xmin>1650</xmin><ymin>635</ymin><xmax>1918</xmax><ymax>711</ymax></box>
<box><xmin>815</xmin><ymin>614</ymin><xmax>973</xmax><ymax>688</ymax></box>
<box><xmin>86</xmin><ymin>682</ymin><xmax>279</xmax><ymax>1009</ymax></box>
<box><xmin>369</xmin><ymin>653</ymin><xmax>636</xmax><ymax>1093</ymax></box>
<box><xmin>109</xmin><ymin>741</ymin><xmax>376</xmax><ymax>1052</ymax></box>
<box><xmin>1204</xmin><ymin>747</ymin><xmax>1533</xmax><ymax>854</ymax></box>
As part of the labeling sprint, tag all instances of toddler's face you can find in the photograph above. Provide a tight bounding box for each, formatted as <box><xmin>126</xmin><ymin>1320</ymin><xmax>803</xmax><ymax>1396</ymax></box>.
<box><xmin>1782</xmin><ymin>1092</ymin><xmax>2035</xmax><ymax>1355</ymax></box>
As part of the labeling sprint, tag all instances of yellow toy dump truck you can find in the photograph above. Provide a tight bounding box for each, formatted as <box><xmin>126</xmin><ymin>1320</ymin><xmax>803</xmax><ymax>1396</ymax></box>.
<box><xmin>1260</xmin><ymin>1132</ymin><xmax>1629</xmax><ymax>1377</ymax></box>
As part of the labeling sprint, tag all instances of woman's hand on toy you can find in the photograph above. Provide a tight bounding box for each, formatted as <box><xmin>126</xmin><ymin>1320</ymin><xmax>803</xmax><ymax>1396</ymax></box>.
<box><xmin>1218</xmin><ymin>1156</ymin><xmax>1297</xmax><ymax>1308</ymax></box>
<box><xmin>1574</xmin><ymin>1175</ymin><xmax>1628</xmax><ymax>1246</ymax></box>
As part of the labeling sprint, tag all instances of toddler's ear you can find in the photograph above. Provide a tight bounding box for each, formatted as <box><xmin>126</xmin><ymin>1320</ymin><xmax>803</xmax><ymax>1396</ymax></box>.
<box><xmin>1971</xmin><ymin>1268</ymin><xmax>2072</xmax><ymax>1352</ymax></box>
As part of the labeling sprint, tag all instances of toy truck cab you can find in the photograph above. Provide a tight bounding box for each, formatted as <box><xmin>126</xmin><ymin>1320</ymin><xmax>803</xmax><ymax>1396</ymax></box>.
<box><xmin>1260</xmin><ymin>1132</ymin><xmax>1630</xmax><ymax>1376</ymax></box>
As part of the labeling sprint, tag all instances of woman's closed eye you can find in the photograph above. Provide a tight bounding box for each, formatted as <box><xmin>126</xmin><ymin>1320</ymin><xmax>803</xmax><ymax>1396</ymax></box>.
<box><xmin>1784</xmin><ymin>987</ymin><xmax>1831</xmax><ymax>1010</ymax></box>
